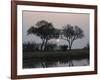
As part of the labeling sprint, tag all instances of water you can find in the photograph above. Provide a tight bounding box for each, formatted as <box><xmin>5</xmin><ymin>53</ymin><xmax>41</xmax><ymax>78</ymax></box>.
<box><xmin>23</xmin><ymin>50</ymin><xmax>89</xmax><ymax>68</ymax></box>
<box><xmin>23</xmin><ymin>58</ymin><xmax>89</xmax><ymax>68</ymax></box>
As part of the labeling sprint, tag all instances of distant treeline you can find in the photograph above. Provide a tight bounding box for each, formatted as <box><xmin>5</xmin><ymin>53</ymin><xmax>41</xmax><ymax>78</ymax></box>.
<box><xmin>23</xmin><ymin>42</ymin><xmax>89</xmax><ymax>52</ymax></box>
<box><xmin>23</xmin><ymin>42</ymin><xmax>68</xmax><ymax>52</ymax></box>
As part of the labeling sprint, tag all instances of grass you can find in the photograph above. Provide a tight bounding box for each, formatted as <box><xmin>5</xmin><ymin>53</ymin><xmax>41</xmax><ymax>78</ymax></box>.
<box><xmin>23</xmin><ymin>49</ymin><xmax>89</xmax><ymax>60</ymax></box>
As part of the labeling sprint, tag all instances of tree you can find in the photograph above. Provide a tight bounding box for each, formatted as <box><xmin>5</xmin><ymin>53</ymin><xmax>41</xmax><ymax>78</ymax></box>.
<box><xmin>83</xmin><ymin>43</ymin><xmax>89</xmax><ymax>50</ymax></box>
<box><xmin>62</xmin><ymin>24</ymin><xmax>84</xmax><ymax>50</ymax></box>
<box><xmin>27</xmin><ymin>20</ymin><xmax>60</xmax><ymax>51</ymax></box>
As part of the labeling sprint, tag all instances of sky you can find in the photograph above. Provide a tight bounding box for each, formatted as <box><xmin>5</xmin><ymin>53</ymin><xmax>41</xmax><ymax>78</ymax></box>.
<box><xmin>22</xmin><ymin>11</ymin><xmax>89</xmax><ymax>49</ymax></box>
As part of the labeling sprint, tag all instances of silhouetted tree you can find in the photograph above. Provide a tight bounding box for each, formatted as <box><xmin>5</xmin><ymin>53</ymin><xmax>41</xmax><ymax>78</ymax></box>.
<box><xmin>27</xmin><ymin>20</ymin><xmax>60</xmax><ymax>51</ymax></box>
<box><xmin>83</xmin><ymin>43</ymin><xmax>89</xmax><ymax>50</ymax></box>
<box><xmin>62</xmin><ymin>24</ymin><xmax>84</xmax><ymax>50</ymax></box>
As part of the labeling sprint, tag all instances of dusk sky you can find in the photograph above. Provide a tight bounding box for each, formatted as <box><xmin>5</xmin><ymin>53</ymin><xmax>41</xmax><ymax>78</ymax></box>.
<box><xmin>22</xmin><ymin>11</ymin><xmax>89</xmax><ymax>49</ymax></box>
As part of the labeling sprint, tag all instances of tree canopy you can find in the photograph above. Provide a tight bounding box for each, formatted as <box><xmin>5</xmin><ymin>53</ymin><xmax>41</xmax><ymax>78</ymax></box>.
<box><xmin>27</xmin><ymin>20</ymin><xmax>60</xmax><ymax>51</ymax></box>
<box><xmin>27</xmin><ymin>20</ymin><xmax>84</xmax><ymax>51</ymax></box>
<box><xmin>62</xmin><ymin>24</ymin><xmax>84</xmax><ymax>50</ymax></box>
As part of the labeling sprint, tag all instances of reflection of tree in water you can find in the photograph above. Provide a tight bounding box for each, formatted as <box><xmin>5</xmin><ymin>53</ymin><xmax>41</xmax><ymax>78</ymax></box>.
<box><xmin>23</xmin><ymin>53</ymin><xmax>89</xmax><ymax>68</ymax></box>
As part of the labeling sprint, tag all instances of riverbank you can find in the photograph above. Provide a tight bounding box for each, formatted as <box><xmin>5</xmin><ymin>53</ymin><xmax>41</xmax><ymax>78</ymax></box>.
<box><xmin>23</xmin><ymin>49</ymin><xmax>89</xmax><ymax>60</ymax></box>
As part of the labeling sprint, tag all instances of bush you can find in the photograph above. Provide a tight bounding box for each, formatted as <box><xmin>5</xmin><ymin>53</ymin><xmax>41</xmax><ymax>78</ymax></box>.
<box><xmin>60</xmin><ymin>45</ymin><xmax>68</xmax><ymax>51</ymax></box>
<box><xmin>23</xmin><ymin>42</ymin><xmax>41</xmax><ymax>52</ymax></box>
<box><xmin>45</xmin><ymin>43</ymin><xmax>57</xmax><ymax>51</ymax></box>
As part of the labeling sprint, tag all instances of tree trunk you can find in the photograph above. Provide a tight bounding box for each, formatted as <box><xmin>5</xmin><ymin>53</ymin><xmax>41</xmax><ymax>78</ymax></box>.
<box><xmin>68</xmin><ymin>41</ymin><xmax>73</xmax><ymax>50</ymax></box>
<box><xmin>68</xmin><ymin>42</ymin><xmax>71</xmax><ymax>50</ymax></box>
<box><xmin>44</xmin><ymin>39</ymin><xmax>48</xmax><ymax>51</ymax></box>
<box><xmin>41</xmin><ymin>39</ymin><xmax>45</xmax><ymax>51</ymax></box>
<box><xmin>69</xmin><ymin>44</ymin><xmax>72</xmax><ymax>50</ymax></box>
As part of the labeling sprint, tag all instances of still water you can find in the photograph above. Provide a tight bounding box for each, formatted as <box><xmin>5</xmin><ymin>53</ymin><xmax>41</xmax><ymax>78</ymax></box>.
<box><xmin>23</xmin><ymin>58</ymin><xmax>89</xmax><ymax>68</ymax></box>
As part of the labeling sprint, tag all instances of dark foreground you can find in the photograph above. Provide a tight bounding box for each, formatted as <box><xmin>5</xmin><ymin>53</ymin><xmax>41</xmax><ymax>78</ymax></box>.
<box><xmin>23</xmin><ymin>49</ymin><xmax>89</xmax><ymax>68</ymax></box>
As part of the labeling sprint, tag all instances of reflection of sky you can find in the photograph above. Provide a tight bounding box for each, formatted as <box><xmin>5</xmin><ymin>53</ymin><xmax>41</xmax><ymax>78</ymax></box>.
<box><xmin>22</xmin><ymin>11</ymin><xmax>89</xmax><ymax>49</ymax></box>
